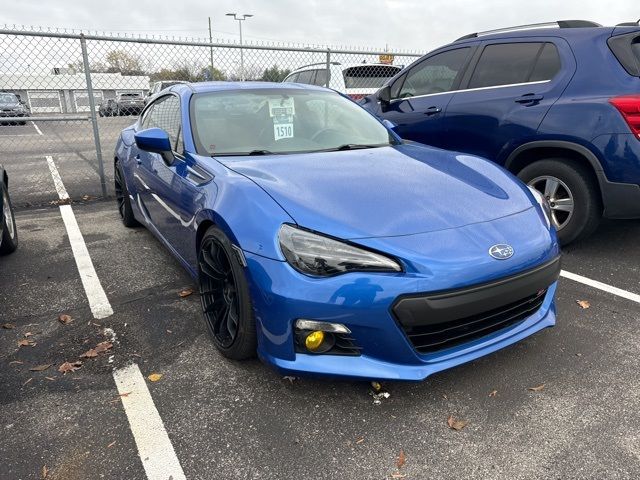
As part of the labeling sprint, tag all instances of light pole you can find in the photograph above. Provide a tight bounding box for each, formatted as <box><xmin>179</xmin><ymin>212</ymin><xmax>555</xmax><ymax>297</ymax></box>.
<box><xmin>226</xmin><ymin>13</ymin><xmax>253</xmax><ymax>81</ymax></box>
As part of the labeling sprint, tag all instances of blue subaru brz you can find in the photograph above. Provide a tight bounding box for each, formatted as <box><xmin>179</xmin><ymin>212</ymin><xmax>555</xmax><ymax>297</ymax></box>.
<box><xmin>114</xmin><ymin>82</ymin><xmax>560</xmax><ymax>381</ymax></box>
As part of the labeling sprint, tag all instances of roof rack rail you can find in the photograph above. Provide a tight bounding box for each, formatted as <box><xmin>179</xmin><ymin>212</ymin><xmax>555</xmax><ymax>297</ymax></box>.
<box><xmin>454</xmin><ymin>20</ymin><xmax>602</xmax><ymax>42</ymax></box>
<box><xmin>293</xmin><ymin>62</ymin><xmax>341</xmax><ymax>70</ymax></box>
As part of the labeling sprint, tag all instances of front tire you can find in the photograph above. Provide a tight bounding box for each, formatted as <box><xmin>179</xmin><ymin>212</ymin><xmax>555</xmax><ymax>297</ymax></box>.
<box><xmin>518</xmin><ymin>159</ymin><xmax>601</xmax><ymax>245</ymax></box>
<box><xmin>0</xmin><ymin>180</ymin><xmax>18</xmax><ymax>255</ymax></box>
<box><xmin>114</xmin><ymin>161</ymin><xmax>140</xmax><ymax>228</ymax></box>
<box><xmin>198</xmin><ymin>226</ymin><xmax>256</xmax><ymax>360</ymax></box>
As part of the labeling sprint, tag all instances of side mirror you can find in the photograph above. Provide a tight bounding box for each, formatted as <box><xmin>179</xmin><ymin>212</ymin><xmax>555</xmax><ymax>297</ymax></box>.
<box><xmin>377</xmin><ymin>85</ymin><xmax>391</xmax><ymax>104</ymax></box>
<box><xmin>134</xmin><ymin>128</ymin><xmax>174</xmax><ymax>164</ymax></box>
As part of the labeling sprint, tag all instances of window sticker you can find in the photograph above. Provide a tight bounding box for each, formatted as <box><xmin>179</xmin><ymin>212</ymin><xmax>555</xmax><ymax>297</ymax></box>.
<box><xmin>274</xmin><ymin>120</ymin><xmax>294</xmax><ymax>141</ymax></box>
<box><xmin>268</xmin><ymin>97</ymin><xmax>295</xmax><ymax>117</ymax></box>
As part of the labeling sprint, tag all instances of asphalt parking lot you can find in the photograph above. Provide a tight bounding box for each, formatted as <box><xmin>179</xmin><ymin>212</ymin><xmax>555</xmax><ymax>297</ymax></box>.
<box><xmin>1</xmin><ymin>120</ymin><xmax>640</xmax><ymax>480</ymax></box>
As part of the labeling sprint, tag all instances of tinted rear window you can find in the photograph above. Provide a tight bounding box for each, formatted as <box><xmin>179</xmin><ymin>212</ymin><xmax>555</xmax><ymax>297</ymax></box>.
<box><xmin>609</xmin><ymin>32</ymin><xmax>640</xmax><ymax>76</ymax></box>
<box><xmin>529</xmin><ymin>43</ymin><xmax>562</xmax><ymax>82</ymax></box>
<box><xmin>469</xmin><ymin>42</ymin><xmax>560</xmax><ymax>89</ymax></box>
<box><xmin>343</xmin><ymin>65</ymin><xmax>401</xmax><ymax>89</ymax></box>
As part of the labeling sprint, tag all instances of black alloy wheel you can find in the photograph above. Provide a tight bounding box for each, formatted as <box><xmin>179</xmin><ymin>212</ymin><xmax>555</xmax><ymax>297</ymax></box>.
<box><xmin>198</xmin><ymin>226</ymin><xmax>256</xmax><ymax>359</ymax></box>
<box><xmin>114</xmin><ymin>161</ymin><xmax>139</xmax><ymax>227</ymax></box>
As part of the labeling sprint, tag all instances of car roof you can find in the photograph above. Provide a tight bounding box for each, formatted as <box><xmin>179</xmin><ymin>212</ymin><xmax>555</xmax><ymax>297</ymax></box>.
<box><xmin>174</xmin><ymin>81</ymin><xmax>329</xmax><ymax>94</ymax></box>
<box><xmin>452</xmin><ymin>25</ymin><xmax>616</xmax><ymax>46</ymax></box>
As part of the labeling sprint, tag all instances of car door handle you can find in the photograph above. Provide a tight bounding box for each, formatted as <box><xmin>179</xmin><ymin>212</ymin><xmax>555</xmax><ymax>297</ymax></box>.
<box><xmin>424</xmin><ymin>106</ymin><xmax>442</xmax><ymax>116</ymax></box>
<box><xmin>135</xmin><ymin>154</ymin><xmax>142</xmax><ymax>165</ymax></box>
<box><xmin>515</xmin><ymin>94</ymin><xmax>544</xmax><ymax>104</ymax></box>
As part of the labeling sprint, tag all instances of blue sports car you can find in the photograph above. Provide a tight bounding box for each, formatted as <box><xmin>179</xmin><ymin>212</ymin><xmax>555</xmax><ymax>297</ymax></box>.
<box><xmin>114</xmin><ymin>82</ymin><xmax>560</xmax><ymax>381</ymax></box>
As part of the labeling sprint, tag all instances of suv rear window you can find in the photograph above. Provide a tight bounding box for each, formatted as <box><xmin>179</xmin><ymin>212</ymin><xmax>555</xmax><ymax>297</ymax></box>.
<box><xmin>608</xmin><ymin>32</ymin><xmax>640</xmax><ymax>77</ymax></box>
<box><xmin>469</xmin><ymin>42</ymin><xmax>561</xmax><ymax>89</ymax></box>
<box><xmin>343</xmin><ymin>65</ymin><xmax>401</xmax><ymax>89</ymax></box>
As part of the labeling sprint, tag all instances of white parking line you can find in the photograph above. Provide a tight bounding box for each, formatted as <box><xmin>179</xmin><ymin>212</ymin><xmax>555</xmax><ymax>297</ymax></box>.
<box><xmin>561</xmin><ymin>270</ymin><xmax>640</xmax><ymax>304</ymax></box>
<box><xmin>31</xmin><ymin>121</ymin><xmax>43</xmax><ymax>135</ymax></box>
<box><xmin>45</xmin><ymin>155</ymin><xmax>113</xmax><ymax>318</ymax></box>
<box><xmin>113</xmin><ymin>364</ymin><xmax>187</xmax><ymax>480</ymax></box>
<box><xmin>45</xmin><ymin>155</ymin><xmax>69</xmax><ymax>200</ymax></box>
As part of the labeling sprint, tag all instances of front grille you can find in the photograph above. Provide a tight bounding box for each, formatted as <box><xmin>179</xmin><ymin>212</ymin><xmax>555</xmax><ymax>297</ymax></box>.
<box><xmin>392</xmin><ymin>257</ymin><xmax>560</xmax><ymax>355</ymax></box>
<box><xmin>399</xmin><ymin>290</ymin><xmax>546</xmax><ymax>354</ymax></box>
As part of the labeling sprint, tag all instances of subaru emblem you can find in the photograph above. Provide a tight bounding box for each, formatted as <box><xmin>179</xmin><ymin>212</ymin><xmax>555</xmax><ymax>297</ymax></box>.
<box><xmin>489</xmin><ymin>244</ymin><xmax>514</xmax><ymax>260</ymax></box>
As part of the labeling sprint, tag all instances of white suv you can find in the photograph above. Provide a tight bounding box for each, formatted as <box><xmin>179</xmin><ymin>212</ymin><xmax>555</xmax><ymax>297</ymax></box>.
<box><xmin>283</xmin><ymin>63</ymin><xmax>402</xmax><ymax>100</ymax></box>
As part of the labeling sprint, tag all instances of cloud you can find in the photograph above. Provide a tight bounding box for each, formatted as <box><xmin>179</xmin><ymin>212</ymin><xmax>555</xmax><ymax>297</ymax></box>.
<box><xmin>1</xmin><ymin>0</ymin><xmax>638</xmax><ymax>52</ymax></box>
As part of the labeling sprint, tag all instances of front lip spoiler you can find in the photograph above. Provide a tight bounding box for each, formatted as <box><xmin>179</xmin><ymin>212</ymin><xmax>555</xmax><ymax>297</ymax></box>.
<box><xmin>392</xmin><ymin>256</ymin><xmax>561</xmax><ymax>328</ymax></box>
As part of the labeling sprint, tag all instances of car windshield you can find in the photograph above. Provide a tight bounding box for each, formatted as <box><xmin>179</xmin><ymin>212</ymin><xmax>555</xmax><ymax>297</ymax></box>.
<box><xmin>0</xmin><ymin>93</ymin><xmax>18</xmax><ymax>103</ymax></box>
<box><xmin>119</xmin><ymin>93</ymin><xmax>141</xmax><ymax>99</ymax></box>
<box><xmin>190</xmin><ymin>88</ymin><xmax>394</xmax><ymax>156</ymax></box>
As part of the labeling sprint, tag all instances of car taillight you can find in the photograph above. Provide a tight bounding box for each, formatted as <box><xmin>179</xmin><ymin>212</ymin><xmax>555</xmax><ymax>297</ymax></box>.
<box><xmin>609</xmin><ymin>95</ymin><xmax>640</xmax><ymax>138</ymax></box>
<box><xmin>348</xmin><ymin>93</ymin><xmax>366</xmax><ymax>100</ymax></box>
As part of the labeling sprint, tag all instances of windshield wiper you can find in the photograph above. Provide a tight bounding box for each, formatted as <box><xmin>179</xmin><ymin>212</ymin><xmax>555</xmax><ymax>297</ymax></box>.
<box><xmin>335</xmin><ymin>144</ymin><xmax>386</xmax><ymax>151</ymax></box>
<box><xmin>248</xmin><ymin>149</ymin><xmax>273</xmax><ymax>156</ymax></box>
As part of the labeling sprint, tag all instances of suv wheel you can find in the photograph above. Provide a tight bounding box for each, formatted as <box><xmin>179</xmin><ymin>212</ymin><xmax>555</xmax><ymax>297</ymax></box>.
<box><xmin>518</xmin><ymin>159</ymin><xmax>601</xmax><ymax>245</ymax></box>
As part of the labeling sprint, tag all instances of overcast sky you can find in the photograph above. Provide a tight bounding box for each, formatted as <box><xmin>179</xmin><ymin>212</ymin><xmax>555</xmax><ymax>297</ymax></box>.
<box><xmin>2</xmin><ymin>1</ymin><xmax>639</xmax><ymax>52</ymax></box>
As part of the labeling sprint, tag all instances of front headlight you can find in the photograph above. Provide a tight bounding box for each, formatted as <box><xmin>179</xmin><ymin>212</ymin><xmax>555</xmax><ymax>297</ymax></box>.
<box><xmin>527</xmin><ymin>186</ymin><xmax>552</xmax><ymax>228</ymax></box>
<box><xmin>278</xmin><ymin>224</ymin><xmax>402</xmax><ymax>277</ymax></box>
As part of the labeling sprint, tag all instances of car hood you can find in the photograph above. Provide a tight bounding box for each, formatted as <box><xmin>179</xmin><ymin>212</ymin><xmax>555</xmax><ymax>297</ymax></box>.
<box><xmin>218</xmin><ymin>144</ymin><xmax>537</xmax><ymax>239</ymax></box>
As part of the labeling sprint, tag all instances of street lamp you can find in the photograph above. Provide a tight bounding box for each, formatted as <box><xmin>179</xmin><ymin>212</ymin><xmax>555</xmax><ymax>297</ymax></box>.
<box><xmin>226</xmin><ymin>13</ymin><xmax>253</xmax><ymax>81</ymax></box>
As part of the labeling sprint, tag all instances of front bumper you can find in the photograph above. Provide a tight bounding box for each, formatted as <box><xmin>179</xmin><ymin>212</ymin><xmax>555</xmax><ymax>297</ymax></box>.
<box><xmin>244</xmin><ymin>250</ymin><xmax>559</xmax><ymax>382</ymax></box>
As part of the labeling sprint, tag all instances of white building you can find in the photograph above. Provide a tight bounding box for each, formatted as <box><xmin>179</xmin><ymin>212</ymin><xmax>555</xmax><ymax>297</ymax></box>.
<box><xmin>0</xmin><ymin>72</ymin><xmax>149</xmax><ymax>113</ymax></box>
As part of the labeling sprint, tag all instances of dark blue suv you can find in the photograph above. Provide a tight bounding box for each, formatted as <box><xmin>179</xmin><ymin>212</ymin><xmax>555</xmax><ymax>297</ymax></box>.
<box><xmin>361</xmin><ymin>20</ymin><xmax>640</xmax><ymax>244</ymax></box>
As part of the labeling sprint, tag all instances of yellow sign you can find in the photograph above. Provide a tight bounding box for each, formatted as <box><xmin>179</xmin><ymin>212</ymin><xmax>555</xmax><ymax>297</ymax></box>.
<box><xmin>379</xmin><ymin>54</ymin><xmax>394</xmax><ymax>65</ymax></box>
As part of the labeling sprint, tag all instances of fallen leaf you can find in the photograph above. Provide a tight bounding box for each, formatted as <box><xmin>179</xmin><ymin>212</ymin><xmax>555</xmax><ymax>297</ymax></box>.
<box><xmin>1</xmin><ymin>322</ymin><xmax>15</xmax><ymax>329</ymax></box>
<box><xmin>118</xmin><ymin>391</ymin><xmax>131</xmax><ymax>397</ymax></box>
<box><xmin>371</xmin><ymin>381</ymin><xmax>382</xmax><ymax>392</ymax></box>
<box><xmin>24</xmin><ymin>332</ymin><xmax>34</xmax><ymax>337</ymax></box>
<box><xmin>58</xmin><ymin>361</ymin><xmax>82</xmax><ymax>374</ymax></box>
<box><xmin>17</xmin><ymin>339</ymin><xmax>36</xmax><ymax>348</ymax></box>
<box><xmin>528</xmin><ymin>384</ymin><xmax>545</xmax><ymax>392</ymax></box>
<box><xmin>81</xmin><ymin>341</ymin><xmax>113</xmax><ymax>358</ymax></box>
<box><xmin>58</xmin><ymin>314</ymin><xmax>73</xmax><ymax>325</ymax></box>
<box><xmin>42</xmin><ymin>465</ymin><xmax>48</xmax><ymax>478</ymax></box>
<box><xmin>148</xmin><ymin>373</ymin><xmax>163</xmax><ymax>382</ymax></box>
<box><xmin>22</xmin><ymin>378</ymin><xmax>33</xmax><ymax>387</ymax></box>
<box><xmin>29</xmin><ymin>364</ymin><xmax>52</xmax><ymax>372</ymax></box>
<box><xmin>489</xmin><ymin>390</ymin><xmax>498</xmax><ymax>397</ymax></box>
<box><xmin>178</xmin><ymin>288</ymin><xmax>194</xmax><ymax>298</ymax></box>
<box><xmin>576</xmin><ymin>300</ymin><xmax>590</xmax><ymax>309</ymax></box>
<box><xmin>9</xmin><ymin>360</ymin><xmax>24</xmax><ymax>365</ymax></box>
<box><xmin>166</xmin><ymin>329</ymin><xmax>172</xmax><ymax>334</ymax></box>
<box><xmin>391</xmin><ymin>474</ymin><xmax>406</xmax><ymax>479</ymax></box>
<box><xmin>45</xmin><ymin>377</ymin><xmax>55</xmax><ymax>381</ymax></box>
<box><xmin>396</xmin><ymin>449</ymin><xmax>406</xmax><ymax>469</ymax></box>
<box><xmin>447</xmin><ymin>415</ymin><xmax>468</xmax><ymax>431</ymax></box>
<box><xmin>94</xmin><ymin>341</ymin><xmax>113</xmax><ymax>354</ymax></box>
<box><xmin>355</xmin><ymin>437</ymin><xmax>364</xmax><ymax>444</ymax></box>
<box><xmin>107</xmin><ymin>440</ymin><xmax>117</xmax><ymax>448</ymax></box>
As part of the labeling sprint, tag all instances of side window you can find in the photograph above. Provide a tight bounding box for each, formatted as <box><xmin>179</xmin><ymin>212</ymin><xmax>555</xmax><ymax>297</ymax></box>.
<box><xmin>529</xmin><ymin>43</ymin><xmax>561</xmax><ymax>82</ymax></box>
<box><xmin>314</xmin><ymin>69</ymin><xmax>328</xmax><ymax>86</ymax></box>
<box><xmin>397</xmin><ymin>48</ymin><xmax>470</xmax><ymax>98</ymax></box>
<box><xmin>140</xmin><ymin>105</ymin><xmax>154</xmax><ymax>129</ymax></box>
<box><xmin>285</xmin><ymin>72</ymin><xmax>298</xmax><ymax>82</ymax></box>
<box><xmin>468</xmin><ymin>42</ymin><xmax>553</xmax><ymax>89</ymax></box>
<box><xmin>296</xmin><ymin>70</ymin><xmax>314</xmax><ymax>84</ymax></box>
<box><xmin>147</xmin><ymin>95</ymin><xmax>182</xmax><ymax>152</ymax></box>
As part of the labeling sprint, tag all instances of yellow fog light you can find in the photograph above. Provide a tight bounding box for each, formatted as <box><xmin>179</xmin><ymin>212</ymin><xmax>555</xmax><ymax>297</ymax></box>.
<box><xmin>305</xmin><ymin>330</ymin><xmax>325</xmax><ymax>351</ymax></box>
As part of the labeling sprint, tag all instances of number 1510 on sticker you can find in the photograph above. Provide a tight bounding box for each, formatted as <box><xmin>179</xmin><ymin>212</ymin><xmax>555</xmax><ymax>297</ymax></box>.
<box><xmin>274</xmin><ymin>123</ymin><xmax>294</xmax><ymax>141</ymax></box>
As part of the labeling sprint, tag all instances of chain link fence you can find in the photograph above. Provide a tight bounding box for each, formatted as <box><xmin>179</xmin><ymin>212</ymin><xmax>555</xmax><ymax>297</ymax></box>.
<box><xmin>0</xmin><ymin>28</ymin><xmax>422</xmax><ymax>208</ymax></box>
